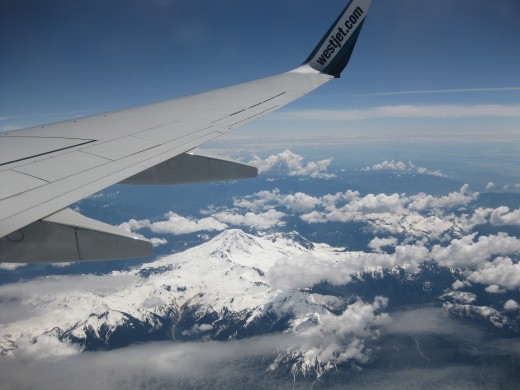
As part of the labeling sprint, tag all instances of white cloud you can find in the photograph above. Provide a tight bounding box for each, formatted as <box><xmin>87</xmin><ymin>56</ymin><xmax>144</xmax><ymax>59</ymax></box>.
<box><xmin>0</xmin><ymin>336</ymin><xmax>300</xmax><ymax>390</ymax></box>
<box><xmin>343</xmin><ymin>193</ymin><xmax>407</xmax><ymax>215</ymax></box>
<box><xmin>408</xmin><ymin>185</ymin><xmax>477</xmax><ymax>211</ymax></box>
<box><xmin>489</xmin><ymin>206</ymin><xmax>520</xmax><ymax>226</ymax></box>
<box><xmin>15</xmin><ymin>334</ymin><xmax>80</xmax><ymax>360</ymax></box>
<box><xmin>268</xmin><ymin>253</ymin><xmax>357</xmax><ymax>290</ymax></box>
<box><xmin>280</xmin><ymin>192</ymin><xmax>321</xmax><ymax>213</ymax></box>
<box><xmin>467</xmin><ymin>257</ymin><xmax>520</xmax><ymax>291</ymax></box>
<box><xmin>485</xmin><ymin>182</ymin><xmax>495</xmax><ymax>191</ymax></box>
<box><xmin>228</xmin><ymin>186</ymin><xmax>477</xmax><ymax>241</ymax></box>
<box><xmin>213</xmin><ymin>209</ymin><xmax>286</xmax><ymax>229</ymax></box>
<box><xmin>431</xmin><ymin>234</ymin><xmax>520</xmax><ymax>269</ymax></box>
<box><xmin>459</xmin><ymin>207</ymin><xmax>493</xmax><ymax>231</ymax></box>
<box><xmin>290</xmin><ymin>297</ymin><xmax>389</xmax><ymax>369</ymax></box>
<box><xmin>459</xmin><ymin>206</ymin><xmax>520</xmax><ymax>230</ymax></box>
<box><xmin>119</xmin><ymin>213</ymin><xmax>227</xmax><ymax>235</ymax></box>
<box><xmin>150</xmin><ymin>238</ymin><xmax>168</xmax><ymax>247</ymax></box>
<box><xmin>233</xmin><ymin>189</ymin><xmax>281</xmax><ymax>211</ymax></box>
<box><xmin>249</xmin><ymin>150</ymin><xmax>335</xmax><ymax>179</ymax></box>
<box><xmin>452</xmin><ymin>280</ymin><xmax>472</xmax><ymax>290</ymax></box>
<box><xmin>0</xmin><ymin>263</ymin><xmax>27</xmax><ymax>270</ymax></box>
<box><xmin>118</xmin><ymin>218</ymin><xmax>151</xmax><ymax>232</ymax></box>
<box><xmin>233</xmin><ymin>189</ymin><xmax>320</xmax><ymax>214</ymax></box>
<box><xmin>504</xmin><ymin>299</ymin><xmax>519</xmax><ymax>311</ymax></box>
<box><xmin>485</xmin><ymin>285</ymin><xmax>506</xmax><ymax>294</ymax></box>
<box><xmin>150</xmin><ymin>212</ymin><xmax>227</xmax><ymax>235</ymax></box>
<box><xmin>363</xmin><ymin>160</ymin><xmax>408</xmax><ymax>171</ymax></box>
<box><xmin>267</xmin><ymin>242</ymin><xmax>430</xmax><ymax>291</ymax></box>
<box><xmin>362</xmin><ymin>160</ymin><xmax>446</xmax><ymax>177</ymax></box>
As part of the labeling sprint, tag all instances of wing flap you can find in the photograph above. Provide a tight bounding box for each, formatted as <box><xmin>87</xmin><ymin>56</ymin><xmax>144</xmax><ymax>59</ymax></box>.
<box><xmin>121</xmin><ymin>148</ymin><xmax>257</xmax><ymax>185</ymax></box>
<box><xmin>0</xmin><ymin>208</ymin><xmax>151</xmax><ymax>262</ymax></box>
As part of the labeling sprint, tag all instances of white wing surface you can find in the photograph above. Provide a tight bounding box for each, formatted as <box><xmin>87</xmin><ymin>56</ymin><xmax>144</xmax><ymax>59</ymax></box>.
<box><xmin>0</xmin><ymin>0</ymin><xmax>372</xmax><ymax>262</ymax></box>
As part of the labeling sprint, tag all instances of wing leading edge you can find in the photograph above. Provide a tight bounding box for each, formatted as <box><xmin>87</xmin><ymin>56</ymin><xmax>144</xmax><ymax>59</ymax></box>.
<box><xmin>0</xmin><ymin>0</ymin><xmax>372</xmax><ymax>262</ymax></box>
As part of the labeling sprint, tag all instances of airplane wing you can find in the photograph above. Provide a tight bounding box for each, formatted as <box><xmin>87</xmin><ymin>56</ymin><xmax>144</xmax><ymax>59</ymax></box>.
<box><xmin>0</xmin><ymin>0</ymin><xmax>372</xmax><ymax>262</ymax></box>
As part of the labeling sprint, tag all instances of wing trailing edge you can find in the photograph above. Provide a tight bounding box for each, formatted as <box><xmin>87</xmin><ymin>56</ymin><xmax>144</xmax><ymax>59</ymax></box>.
<box><xmin>121</xmin><ymin>148</ymin><xmax>257</xmax><ymax>185</ymax></box>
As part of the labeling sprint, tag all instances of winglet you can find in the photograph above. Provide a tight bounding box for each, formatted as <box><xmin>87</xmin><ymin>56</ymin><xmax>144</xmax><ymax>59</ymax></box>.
<box><xmin>304</xmin><ymin>0</ymin><xmax>372</xmax><ymax>78</ymax></box>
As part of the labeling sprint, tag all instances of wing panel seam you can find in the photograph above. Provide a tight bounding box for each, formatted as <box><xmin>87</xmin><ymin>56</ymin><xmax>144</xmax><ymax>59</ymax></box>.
<box><xmin>0</xmin><ymin>139</ymin><xmax>97</xmax><ymax>167</ymax></box>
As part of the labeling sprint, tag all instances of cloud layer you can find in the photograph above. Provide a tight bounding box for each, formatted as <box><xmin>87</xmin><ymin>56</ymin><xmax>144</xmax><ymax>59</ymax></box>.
<box><xmin>278</xmin><ymin>104</ymin><xmax>520</xmax><ymax>121</ymax></box>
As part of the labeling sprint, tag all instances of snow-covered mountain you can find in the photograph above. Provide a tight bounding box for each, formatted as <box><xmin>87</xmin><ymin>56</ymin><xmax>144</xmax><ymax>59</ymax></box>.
<box><xmin>0</xmin><ymin>229</ymin><xmax>516</xmax><ymax>377</ymax></box>
<box><xmin>0</xmin><ymin>230</ymin><xmax>357</xmax><ymax>369</ymax></box>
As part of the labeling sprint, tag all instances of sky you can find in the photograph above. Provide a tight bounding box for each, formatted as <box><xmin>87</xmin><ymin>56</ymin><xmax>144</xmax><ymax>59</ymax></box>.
<box><xmin>1</xmin><ymin>2</ymin><xmax>520</xmax><ymax>387</ymax></box>
<box><xmin>1</xmin><ymin>0</ymin><xmax>520</xmax><ymax>140</ymax></box>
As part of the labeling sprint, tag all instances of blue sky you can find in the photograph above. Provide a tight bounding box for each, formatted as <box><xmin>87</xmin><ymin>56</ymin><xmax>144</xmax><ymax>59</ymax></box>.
<box><xmin>1</xmin><ymin>0</ymin><xmax>520</xmax><ymax>138</ymax></box>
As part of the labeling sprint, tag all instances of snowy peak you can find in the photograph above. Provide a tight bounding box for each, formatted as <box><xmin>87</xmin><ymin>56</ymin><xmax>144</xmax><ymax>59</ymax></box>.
<box><xmin>173</xmin><ymin>229</ymin><xmax>315</xmax><ymax>272</ymax></box>
<box><xmin>208</xmin><ymin>229</ymin><xmax>265</xmax><ymax>258</ymax></box>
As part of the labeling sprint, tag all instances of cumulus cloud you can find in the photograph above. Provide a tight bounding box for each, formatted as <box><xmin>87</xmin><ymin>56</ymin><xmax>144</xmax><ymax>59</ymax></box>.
<box><xmin>232</xmin><ymin>189</ymin><xmax>282</xmax><ymax>211</ymax></box>
<box><xmin>485</xmin><ymin>285</ymin><xmax>506</xmax><ymax>294</ymax></box>
<box><xmin>489</xmin><ymin>206</ymin><xmax>520</xmax><ymax>226</ymax></box>
<box><xmin>150</xmin><ymin>238</ymin><xmax>168</xmax><ymax>247</ymax></box>
<box><xmin>408</xmin><ymin>184</ymin><xmax>477</xmax><ymax>211</ymax></box>
<box><xmin>362</xmin><ymin>160</ymin><xmax>446</xmax><ymax>177</ymax></box>
<box><xmin>227</xmin><ymin>186</ymin><xmax>477</xmax><ymax>240</ymax></box>
<box><xmin>150</xmin><ymin>212</ymin><xmax>227</xmax><ymax>235</ymax></box>
<box><xmin>268</xmin><ymin>243</ymin><xmax>430</xmax><ymax>291</ymax></box>
<box><xmin>485</xmin><ymin>182</ymin><xmax>496</xmax><ymax>191</ymax></box>
<box><xmin>431</xmin><ymin>233</ymin><xmax>520</xmax><ymax>268</ymax></box>
<box><xmin>459</xmin><ymin>207</ymin><xmax>493</xmax><ymax>231</ymax></box>
<box><xmin>467</xmin><ymin>257</ymin><xmax>520</xmax><ymax>291</ymax></box>
<box><xmin>261</xmin><ymin>229</ymin><xmax>520</xmax><ymax>293</ymax></box>
<box><xmin>119</xmin><ymin>212</ymin><xmax>227</xmax><ymax>235</ymax></box>
<box><xmin>268</xmin><ymin>253</ymin><xmax>358</xmax><ymax>289</ymax></box>
<box><xmin>452</xmin><ymin>280</ymin><xmax>472</xmax><ymax>290</ymax></box>
<box><xmin>459</xmin><ymin>206</ymin><xmax>520</xmax><ymax>231</ymax></box>
<box><xmin>504</xmin><ymin>299</ymin><xmax>519</xmax><ymax>311</ymax></box>
<box><xmin>249</xmin><ymin>150</ymin><xmax>335</xmax><ymax>179</ymax></box>
<box><xmin>298</xmin><ymin>185</ymin><xmax>476</xmax><ymax>236</ymax></box>
<box><xmin>280</xmin><ymin>192</ymin><xmax>321</xmax><ymax>213</ymax></box>
<box><xmin>212</xmin><ymin>209</ymin><xmax>286</xmax><ymax>229</ymax></box>
<box><xmin>232</xmin><ymin>189</ymin><xmax>321</xmax><ymax>215</ymax></box>
<box><xmin>284</xmin><ymin>297</ymin><xmax>389</xmax><ymax>372</ymax></box>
